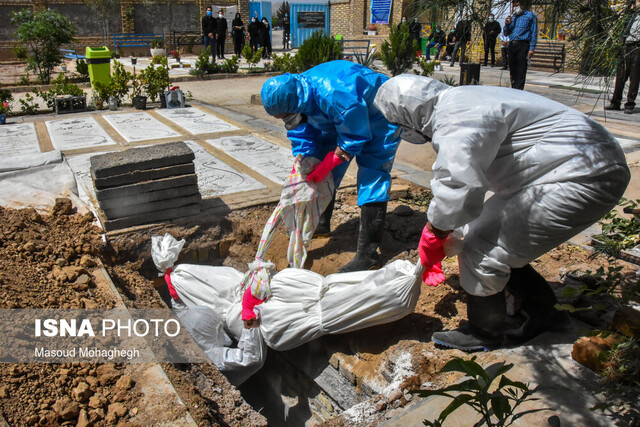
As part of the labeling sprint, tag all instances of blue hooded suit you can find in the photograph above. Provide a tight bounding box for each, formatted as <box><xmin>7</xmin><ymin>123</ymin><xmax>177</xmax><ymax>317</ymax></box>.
<box><xmin>261</xmin><ymin>60</ymin><xmax>401</xmax><ymax>206</ymax></box>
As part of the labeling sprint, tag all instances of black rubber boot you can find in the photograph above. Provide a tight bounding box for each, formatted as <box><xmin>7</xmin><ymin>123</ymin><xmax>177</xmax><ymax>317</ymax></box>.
<box><xmin>432</xmin><ymin>292</ymin><xmax>506</xmax><ymax>352</ymax></box>
<box><xmin>338</xmin><ymin>202</ymin><xmax>387</xmax><ymax>272</ymax></box>
<box><xmin>504</xmin><ymin>264</ymin><xmax>567</xmax><ymax>341</ymax></box>
<box><xmin>313</xmin><ymin>193</ymin><xmax>335</xmax><ymax>238</ymax></box>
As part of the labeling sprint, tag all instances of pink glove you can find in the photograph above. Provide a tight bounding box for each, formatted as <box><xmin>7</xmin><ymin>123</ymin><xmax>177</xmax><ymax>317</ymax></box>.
<box><xmin>306</xmin><ymin>151</ymin><xmax>344</xmax><ymax>183</ymax></box>
<box><xmin>418</xmin><ymin>225</ymin><xmax>446</xmax><ymax>286</ymax></box>
<box><xmin>242</xmin><ymin>287</ymin><xmax>264</xmax><ymax>320</ymax></box>
<box><xmin>423</xmin><ymin>262</ymin><xmax>445</xmax><ymax>286</ymax></box>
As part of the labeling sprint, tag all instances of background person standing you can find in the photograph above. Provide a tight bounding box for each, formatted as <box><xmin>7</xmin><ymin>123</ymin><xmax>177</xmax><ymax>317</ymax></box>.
<box><xmin>450</xmin><ymin>14</ymin><xmax>472</xmax><ymax>67</ymax></box>
<box><xmin>605</xmin><ymin>0</ymin><xmax>640</xmax><ymax>114</ymax></box>
<box><xmin>202</xmin><ymin>6</ymin><xmax>217</xmax><ymax>63</ymax></box>
<box><xmin>503</xmin><ymin>0</ymin><xmax>537</xmax><ymax>89</ymax></box>
<box><xmin>483</xmin><ymin>14</ymin><xmax>502</xmax><ymax>66</ymax></box>
<box><xmin>216</xmin><ymin>10</ymin><xmax>228</xmax><ymax>60</ymax></box>
<box><xmin>500</xmin><ymin>30</ymin><xmax>510</xmax><ymax>69</ymax></box>
<box><xmin>231</xmin><ymin>12</ymin><xmax>245</xmax><ymax>57</ymax></box>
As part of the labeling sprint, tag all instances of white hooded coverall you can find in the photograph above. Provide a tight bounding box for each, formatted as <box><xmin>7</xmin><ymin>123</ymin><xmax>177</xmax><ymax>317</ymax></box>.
<box><xmin>374</xmin><ymin>75</ymin><xmax>630</xmax><ymax>296</ymax></box>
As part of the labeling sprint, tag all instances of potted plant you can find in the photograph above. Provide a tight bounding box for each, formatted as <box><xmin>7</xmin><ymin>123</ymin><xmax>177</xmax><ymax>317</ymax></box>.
<box><xmin>0</xmin><ymin>89</ymin><xmax>12</xmax><ymax>124</ymax></box>
<box><xmin>130</xmin><ymin>73</ymin><xmax>147</xmax><ymax>110</ymax></box>
<box><xmin>92</xmin><ymin>81</ymin><xmax>112</xmax><ymax>110</ymax></box>
<box><xmin>150</xmin><ymin>38</ymin><xmax>165</xmax><ymax>57</ymax></box>
<box><xmin>170</xmin><ymin>48</ymin><xmax>183</xmax><ymax>63</ymax></box>
<box><xmin>366</xmin><ymin>24</ymin><xmax>377</xmax><ymax>36</ymax></box>
<box><xmin>142</xmin><ymin>56</ymin><xmax>171</xmax><ymax>107</ymax></box>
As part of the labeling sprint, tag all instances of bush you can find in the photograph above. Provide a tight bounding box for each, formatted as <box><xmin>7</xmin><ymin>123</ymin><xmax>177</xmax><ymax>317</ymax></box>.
<box><xmin>221</xmin><ymin>55</ymin><xmax>240</xmax><ymax>74</ymax></box>
<box><xmin>19</xmin><ymin>93</ymin><xmax>40</xmax><ymax>114</ymax></box>
<box><xmin>296</xmin><ymin>31</ymin><xmax>341</xmax><ymax>72</ymax></box>
<box><xmin>272</xmin><ymin>52</ymin><xmax>300</xmax><ymax>73</ymax></box>
<box><xmin>35</xmin><ymin>73</ymin><xmax>85</xmax><ymax>109</ymax></box>
<box><xmin>414</xmin><ymin>57</ymin><xmax>436</xmax><ymax>77</ymax></box>
<box><xmin>110</xmin><ymin>59</ymin><xmax>132</xmax><ymax>104</ymax></box>
<box><xmin>10</xmin><ymin>9</ymin><xmax>76</xmax><ymax>84</ymax></box>
<box><xmin>142</xmin><ymin>56</ymin><xmax>171</xmax><ymax>102</ymax></box>
<box><xmin>242</xmin><ymin>45</ymin><xmax>264</xmax><ymax>71</ymax></box>
<box><xmin>12</xmin><ymin>45</ymin><xmax>27</xmax><ymax>61</ymax></box>
<box><xmin>380</xmin><ymin>22</ymin><xmax>417</xmax><ymax>76</ymax></box>
<box><xmin>75</xmin><ymin>59</ymin><xmax>89</xmax><ymax>80</ymax></box>
<box><xmin>190</xmin><ymin>47</ymin><xmax>220</xmax><ymax>76</ymax></box>
<box><xmin>150</xmin><ymin>38</ymin><xmax>164</xmax><ymax>49</ymax></box>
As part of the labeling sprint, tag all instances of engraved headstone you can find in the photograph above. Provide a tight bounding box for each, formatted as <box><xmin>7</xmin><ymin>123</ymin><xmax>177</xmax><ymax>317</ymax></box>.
<box><xmin>103</xmin><ymin>112</ymin><xmax>180</xmax><ymax>142</ymax></box>
<box><xmin>0</xmin><ymin>123</ymin><xmax>41</xmax><ymax>156</ymax></box>
<box><xmin>46</xmin><ymin>116</ymin><xmax>116</xmax><ymax>150</ymax></box>
<box><xmin>205</xmin><ymin>135</ymin><xmax>294</xmax><ymax>185</ymax></box>
<box><xmin>155</xmin><ymin>107</ymin><xmax>239</xmax><ymax>135</ymax></box>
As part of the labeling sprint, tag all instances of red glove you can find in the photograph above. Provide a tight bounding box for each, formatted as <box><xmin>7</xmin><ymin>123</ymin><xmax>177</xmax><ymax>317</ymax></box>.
<box><xmin>242</xmin><ymin>287</ymin><xmax>264</xmax><ymax>320</ymax></box>
<box><xmin>418</xmin><ymin>225</ymin><xmax>447</xmax><ymax>286</ymax></box>
<box><xmin>306</xmin><ymin>151</ymin><xmax>344</xmax><ymax>183</ymax></box>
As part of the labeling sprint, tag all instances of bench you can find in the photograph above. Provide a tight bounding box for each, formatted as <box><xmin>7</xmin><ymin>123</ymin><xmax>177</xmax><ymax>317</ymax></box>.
<box><xmin>530</xmin><ymin>41</ymin><xmax>565</xmax><ymax>73</ymax></box>
<box><xmin>172</xmin><ymin>31</ymin><xmax>202</xmax><ymax>52</ymax></box>
<box><xmin>339</xmin><ymin>39</ymin><xmax>371</xmax><ymax>63</ymax></box>
<box><xmin>59</xmin><ymin>44</ymin><xmax>85</xmax><ymax>60</ymax></box>
<box><xmin>113</xmin><ymin>33</ymin><xmax>165</xmax><ymax>51</ymax></box>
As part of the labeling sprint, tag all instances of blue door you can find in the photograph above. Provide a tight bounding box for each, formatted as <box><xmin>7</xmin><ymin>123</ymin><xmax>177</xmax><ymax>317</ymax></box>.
<box><xmin>290</xmin><ymin>4</ymin><xmax>330</xmax><ymax>48</ymax></box>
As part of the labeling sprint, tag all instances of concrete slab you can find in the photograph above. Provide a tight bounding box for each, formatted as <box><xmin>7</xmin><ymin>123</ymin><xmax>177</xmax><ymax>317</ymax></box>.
<box><xmin>103</xmin><ymin>193</ymin><xmax>202</xmax><ymax>219</ymax></box>
<box><xmin>183</xmin><ymin>140</ymin><xmax>265</xmax><ymax>197</ymax></box>
<box><xmin>97</xmin><ymin>185</ymin><xmax>200</xmax><ymax>211</ymax></box>
<box><xmin>102</xmin><ymin>111</ymin><xmax>181</xmax><ymax>142</ymax></box>
<box><xmin>93</xmin><ymin>163</ymin><xmax>196</xmax><ymax>190</ymax></box>
<box><xmin>0</xmin><ymin>123</ymin><xmax>41</xmax><ymax>156</ymax></box>
<box><xmin>102</xmin><ymin>202</ymin><xmax>201</xmax><ymax>231</ymax></box>
<box><xmin>95</xmin><ymin>174</ymin><xmax>198</xmax><ymax>200</ymax></box>
<box><xmin>46</xmin><ymin>116</ymin><xmax>116</xmax><ymax>150</ymax></box>
<box><xmin>65</xmin><ymin>152</ymin><xmax>116</xmax><ymax>210</ymax></box>
<box><xmin>90</xmin><ymin>141</ymin><xmax>194</xmax><ymax>178</ymax></box>
<box><xmin>155</xmin><ymin>107</ymin><xmax>239</xmax><ymax>135</ymax></box>
<box><xmin>205</xmin><ymin>135</ymin><xmax>294</xmax><ymax>185</ymax></box>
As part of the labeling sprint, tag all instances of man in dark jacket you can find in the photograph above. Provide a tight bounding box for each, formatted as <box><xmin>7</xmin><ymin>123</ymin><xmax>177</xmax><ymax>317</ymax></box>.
<box><xmin>450</xmin><ymin>15</ymin><xmax>472</xmax><ymax>66</ymax></box>
<box><xmin>216</xmin><ymin>10</ymin><xmax>228</xmax><ymax>59</ymax></box>
<box><xmin>483</xmin><ymin>13</ymin><xmax>502</xmax><ymax>66</ymax></box>
<box><xmin>426</xmin><ymin>25</ymin><xmax>446</xmax><ymax>60</ymax></box>
<box><xmin>202</xmin><ymin>6</ymin><xmax>217</xmax><ymax>63</ymax></box>
<box><xmin>445</xmin><ymin>27</ymin><xmax>456</xmax><ymax>59</ymax></box>
<box><xmin>248</xmin><ymin>16</ymin><xmax>261</xmax><ymax>52</ymax></box>
<box><xmin>409</xmin><ymin>18</ymin><xmax>422</xmax><ymax>48</ymax></box>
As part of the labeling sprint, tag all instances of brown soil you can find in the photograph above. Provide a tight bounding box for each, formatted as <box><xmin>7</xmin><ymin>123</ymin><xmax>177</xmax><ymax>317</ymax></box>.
<box><xmin>1</xmin><ymin>182</ymin><xmax>637</xmax><ymax>425</ymax></box>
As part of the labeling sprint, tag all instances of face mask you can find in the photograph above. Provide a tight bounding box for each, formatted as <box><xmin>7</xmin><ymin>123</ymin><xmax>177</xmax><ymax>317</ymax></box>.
<box><xmin>513</xmin><ymin>6</ymin><xmax>523</xmax><ymax>15</ymax></box>
<box><xmin>219</xmin><ymin>14</ymin><xmax>223</xmax><ymax>18</ymax></box>
<box><xmin>489</xmin><ymin>18</ymin><xmax>494</xmax><ymax>22</ymax></box>
<box><xmin>251</xmin><ymin>18</ymin><xmax>256</xmax><ymax>22</ymax></box>
<box><xmin>401</xmin><ymin>126</ymin><xmax>429</xmax><ymax>144</ymax></box>
<box><xmin>402</xmin><ymin>19</ymin><xmax>406</xmax><ymax>23</ymax></box>
<box><xmin>282</xmin><ymin>113</ymin><xmax>306</xmax><ymax>130</ymax></box>
<box><xmin>206</xmin><ymin>10</ymin><xmax>212</xmax><ymax>16</ymax></box>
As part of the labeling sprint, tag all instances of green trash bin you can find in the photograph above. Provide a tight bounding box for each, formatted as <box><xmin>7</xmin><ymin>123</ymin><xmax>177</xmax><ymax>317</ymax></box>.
<box><xmin>86</xmin><ymin>46</ymin><xmax>111</xmax><ymax>89</ymax></box>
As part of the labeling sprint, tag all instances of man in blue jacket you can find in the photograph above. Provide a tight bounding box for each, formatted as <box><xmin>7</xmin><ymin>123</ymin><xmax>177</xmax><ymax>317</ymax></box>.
<box><xmin>261</xmin><ymin>60</ymin><xmax>402</xmax><ymax>272</ymax></box>
<box><xmin>503</xmin><ymin>0</ymin><xmax>537</xmax><ymax>89</ymax></box>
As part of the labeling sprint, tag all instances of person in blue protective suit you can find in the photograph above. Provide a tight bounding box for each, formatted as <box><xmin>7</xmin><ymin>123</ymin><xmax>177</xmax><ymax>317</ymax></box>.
<box><xmin>261</xmin><ymin>60</ymin><xmax>402</xmax><ymax>272</ymax></box>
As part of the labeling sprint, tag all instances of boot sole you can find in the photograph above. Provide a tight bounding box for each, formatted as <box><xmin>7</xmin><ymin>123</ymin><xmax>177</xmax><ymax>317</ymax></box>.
<box><xmin>432</xmin><ymin>337</ymin><xmax>493</xmax><ymax>352</ymax></box>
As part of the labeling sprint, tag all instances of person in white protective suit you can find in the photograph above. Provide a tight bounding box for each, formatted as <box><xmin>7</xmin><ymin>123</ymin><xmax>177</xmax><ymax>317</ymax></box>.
<box><xmin>374</xmin><ymin>75</ymin><xmax>631</xmax><ymax>351</ymax></box>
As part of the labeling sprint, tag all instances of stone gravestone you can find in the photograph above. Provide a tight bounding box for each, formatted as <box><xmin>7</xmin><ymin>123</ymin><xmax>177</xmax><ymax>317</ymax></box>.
<box><xmin>90</xmin><ymin>141</ymin><xmax>201</xmax><ymax>231</ymax></box>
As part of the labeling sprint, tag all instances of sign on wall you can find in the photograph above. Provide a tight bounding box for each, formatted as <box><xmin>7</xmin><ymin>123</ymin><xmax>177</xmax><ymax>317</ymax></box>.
<box><xmin>370</xmin><ymin>0</ymin><xmax>392</xmax><ymax>24</ymax></box>
<box><xmin>297</xmin><ymin>11</ymin><xmax>325</xmax><ymax>28</ymax></box>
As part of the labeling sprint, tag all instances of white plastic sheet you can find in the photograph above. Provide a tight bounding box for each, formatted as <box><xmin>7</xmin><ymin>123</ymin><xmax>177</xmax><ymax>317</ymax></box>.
<box><xmin>241</xmin><ymin>155</ymin><xmax>334</xmax><ymax>300</ymax></box>
<box><xmin>152</xmin><ymin>234</ymin><xmax>423</xmax><ymax>352</ymax></box>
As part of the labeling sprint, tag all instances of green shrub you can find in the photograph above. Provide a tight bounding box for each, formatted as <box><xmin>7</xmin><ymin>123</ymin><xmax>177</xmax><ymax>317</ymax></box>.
<box><xmin>190</xmin><ymin>47</ymin><xmax>220</xmax><ymax>76</ymax></box>
<box><xmin>414</xmin><ymin>57</ymin><xmax>436</xmax><ymax>77</ymax></box>
<box><xmin>110</xmin><ymin>59</ymin><xmax>132</xmax><ymax>104</ymax></box>
<box><xmin>10</xmin><ymin>9</ymin><xmax>76</xmax><ymax>84</ymax></box>
<box><xmin>12</xmin><ymin>45</ymin><xmax>28</xmax><ymax>61</ymax></box>
<box><xmin>221</xmin><ymin>55</ymin><xmax>240</xmax><ymax>73</ymax></box>
<box><xmin>75</xmin><ymin>59</ymin><xmax>89</xmax><ymax>80</ymax></box>
<box><xmin>19</xmin><ymin>93</ymin><xmax>40</xmax><ymax>114</ymax></box>
<box><xmin>150</xmin><ymin>38</ymin><xmax>164</xmax><ymax>49</ymax></box>
<box><xmin>35</xmin><ymin>73</ymin><xmax>85</xmax><ymax>109</ymax></box>
<box><xmin>142</xmin><ymin>56</ymin><xmax>171</xmax><ymax>102</ymax></box>
<box><xmin>242</xmin><ymin>45</ymin><xmax>264</xmax><ymax>71</ymax></box>
<box><xmin>296</xmin><ymin>31</ymin><xmax>341</xmax><ymax>72</ymax></box>
<box><xmin>380</xmin><ymin>22</ymin><xmax>417</xmax><ymax>76</ymax></box>
<box><xmin>272</xmin><ymin>52</ymin><xmax>300</xmax><ymax>73</ymax></box>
